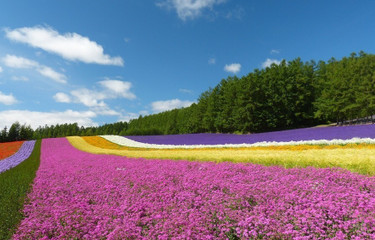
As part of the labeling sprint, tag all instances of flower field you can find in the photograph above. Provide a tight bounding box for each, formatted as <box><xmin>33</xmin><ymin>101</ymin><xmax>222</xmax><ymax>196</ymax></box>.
<box><xmin>68</xmin><ymin>135</ymin><xmax>375</xmax><ymax>175</ymax></box>
<box><xmin>0</xmin><ymin>140</ymin><xmax>40</xmax><ymax>240</ymax></box>
<box><xmin>0</xmin><ymin>141</ymin><xmax>24</xmax><ymax>160</ymax></box>
<box><xmin>3</xmin><ymin>124</ymin><xmax>375</xmax><ymax>239</ymax></box>
<box><xmin>0</xmin><ymin>141</ymin><xmax>36</xmax><ymax>174</ymax></box>
<box><xmin>12</xmin><ymin>137</ymin><xmax>375</xmax><ymax>239</ymax></box>
<box><xmin>126</xmin><ymin>124</ymin><xmax>375</xmax><ymax>145</ymax></box>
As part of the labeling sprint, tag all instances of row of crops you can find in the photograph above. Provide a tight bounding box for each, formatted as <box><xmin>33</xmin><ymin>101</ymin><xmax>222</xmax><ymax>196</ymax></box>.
<box><xmin>1</xmin><ymin>125</ymin><xmax>375</xmax><ymax>239</ymax></box>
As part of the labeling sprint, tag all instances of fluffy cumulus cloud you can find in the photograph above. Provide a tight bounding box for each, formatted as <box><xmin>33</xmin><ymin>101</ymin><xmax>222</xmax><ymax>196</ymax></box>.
<box><xmin>37</xmin><ymin>66</ymin><xmax>67</xmax><ymax>84</ymax></box>
<box><xmin>2</xmin><ymin>54</ymin><xmax>38</xmax><ymax>69</ymax></box>
<box><xmin>5</xmin><ymin>26</ymin><xmax>124</xmax><ymax>66</ymax></box>
<box><xmin>262</xmin><ymin>58</ymin><xmax>281</xmax><ymax>68</ymax></box>
<box><xmin>53</xmin><ymin>92</ymin><xmax>71</xmax><ymax>103</ymax></box>
<box><xmin>54</xmin><ymin>80</ymin><xmax>135</xmax><ymax>116</ymax></box>
<box><xmin>224</xmin><ymin>63</ymin><xmax>241</xmax><ymax>74</ymax></box>
<box><xmin>0</xmin><ymin>110</ymin><xmax>97</xmax><ymax>129</ymax></box>
<box><xmin>0</xmin><ymin>91</ymin><xmax>18</xmax><ymax>105</ymax></box>
<box><xmin>2</xmin><ymin>54</ymin><xmax>67</xmax><ymax>83</ymax></box>
<box><xmin>69</xmin><ymin>89</ymin><xmax>107</xmax><ymax>108</ymax></box>
<box><xmin>157</xmin><ymin>0</ymin><xmax>227</xmax><ymax>20</ymax></box>
<box><xmin>151</xmin><ymin>99</ymin><xmax>194</xmax><ymax>113</ymax></box>
<box><xmin>99</xmin><ymin>80</ymin><xmax>136</xmax><ymax>100</ymax></box>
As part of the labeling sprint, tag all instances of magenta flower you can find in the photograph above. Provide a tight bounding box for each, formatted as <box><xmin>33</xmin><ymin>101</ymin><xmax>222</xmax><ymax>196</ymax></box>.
<box><xmin>13</xmin><ymin>138</ymin><xmax>375</xmax><ymax>239</ymax></box>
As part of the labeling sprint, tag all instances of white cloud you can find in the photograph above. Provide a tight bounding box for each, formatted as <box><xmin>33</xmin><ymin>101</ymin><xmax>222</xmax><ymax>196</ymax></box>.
<box><xmin>208</xmin><ymin>58</ymin><xmax>216</xmax><ymax>65</ymax></box>
<box><xmin>262</xmin><ymin>58</ymin><xmax>281</xmax><ymax>68</ymax></box>
<box><xmin>12</xmin><ymin>76</ymin><xmax>29</xmax><ymax>81</ymax></box>
<box><xmin>5</xmin><ymin>26</ymin><xmax>124</xmax><ymax>66</ymax></box>
<box><xmin>2</xmin><ymin>54</ymin><xmax>67</xmax><ymax>83</ymax></box>
<box><xmin>151</xmin><ymin>99</ymin><xmax>194</xmax><ymax>113</ymax></box>
<box><xmin>99</xmin><ymin>80</ymin><xmax>136</xmax><ymax>100</ymax></box>
<box><xmin>70</xmin><ymin>88</ymin><xmax>107</xmax><ymax>108</ymax></box>
<box><xmin>53</xmin><ymin>92</ymin><xmax>71</xmax><ymax>103</ymax></box>
<box><xmin>90</xmin><ymin>106</ymin><xmax>121</xmax><ymax>116</ymax></box>
<box><xmin>0</xmin><ymin>110</ymin><xmax>97</xmax><ymax>129</ymax></box>
<box><xmin>36</xmin><ymin>66</ymin><xmax>67</xmax><ymax>84</ymax></box>
<box><xmin>157</xmin><ymin>0</ymin><xmax>227</xmax><ymax>21</ymax></box>
<box><xmin>270</xmin><ymin>49</ymin><xmax>280</xmax><ymax>54</ymax></box>
<box><xmin>0</xmin><ymin>91</ymin><xmax>18</xmax><ymax>105</ymax></box>
<box><xmin>3</xmin><ymin>54</ymin><xmax>38</xmax><ymax>68</ymax></box>
<box><xmin>62</xmin><ymin>80</ymin><xmax>136</xmax><ymax>107</ymax></box>
<box><xmin>224</xmin><ymin>63</ymin><xmax>241</xmax><ymax>74</ymax></box>
<box><xmin>54</xmin><ymin>80</ymin><xmax>135</xmax><ymax>116</ymax></box>
<box><xmin>124</xmin><ymin>37</ymin><xmax>131</xmax><ymax>43</ymax></box>
<box><xmin>0</xmin><ymin>66</ymin><xmax>3</xmax><ymax>72</ymax></box>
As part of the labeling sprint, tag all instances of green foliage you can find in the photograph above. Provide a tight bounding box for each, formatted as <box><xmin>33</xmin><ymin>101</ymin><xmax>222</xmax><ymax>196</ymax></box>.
<box><xmin>0</xmin><ymin>140</ymin><xmax>41</xmax><ymax>240</ymax></box>
<box><xmin>124</xmin><ymin>51</ymin><xmax>375</xmax><ymax>134</ymax></box>
<box><xmin>0</xmin><ymin>122</ymin><xmax>129</xmax><ymax>142</ymax></box>
<box><xmin>0</xmin><ymin>122</ymin><xmax>34</xmax><ymax>142</ymax></box>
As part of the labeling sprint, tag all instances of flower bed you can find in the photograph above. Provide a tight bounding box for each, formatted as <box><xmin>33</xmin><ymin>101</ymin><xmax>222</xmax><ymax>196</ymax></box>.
<box><xmin>70</xmin><ymin>136</ymin><xmax>375</xmax><ymax>175</ymax></box>
<box><xmin>0</xmin><ymin>141</ymin><xmax>36</xmax><ymax>174</ymax></box>
<box><xmin>0</xmin><ymin>141</ymin><xmax>24</xmax><ymax>160</ymax></box>
<box><xmin>126</xmin><ymin>124</ymin><xmax>375</xmax><ymax>145</ymax></box>
<box><xmin>13</xmin><ymin>138</ymin><xmax>375</xmax><ymax>239</ymax></box>
<box><xmin>102</xmin><ymin>135</ymin><xmax>375</xmax><ymax>149</ymax></box>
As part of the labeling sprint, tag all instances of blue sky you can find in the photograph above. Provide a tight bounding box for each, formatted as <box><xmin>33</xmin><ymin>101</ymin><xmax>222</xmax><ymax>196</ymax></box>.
<box><xmin>0</xmin><ymin>0</ymin><xmax>375</xmax><ymax>129</ymax></box>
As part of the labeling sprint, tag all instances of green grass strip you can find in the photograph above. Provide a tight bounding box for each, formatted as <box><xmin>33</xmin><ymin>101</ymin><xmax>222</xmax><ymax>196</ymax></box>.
<box><xmin>0</xmin><ymin>140</ymin><xmax>41</xmax><ymax>240</ymax></box>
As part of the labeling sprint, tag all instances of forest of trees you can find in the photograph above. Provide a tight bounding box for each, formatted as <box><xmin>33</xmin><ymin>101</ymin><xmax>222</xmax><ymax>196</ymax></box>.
<box><xmin>1</xmin><ymin>51</ymin><xmax>374</xmax><ymax>142</ymax></box>
<box><xmin>0</xmin><ymin>122</ymin><xmax>129</xmax><ymax>143</ymax></box>
<box><xmin>123</xmin><ymin>51</ymin><xmax>375</xmax><ymax>134</ymax></box>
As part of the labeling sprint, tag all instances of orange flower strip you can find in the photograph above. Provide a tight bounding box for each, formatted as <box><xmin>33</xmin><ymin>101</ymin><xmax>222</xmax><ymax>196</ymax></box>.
<box><xmin>0</xmin><ymin>141</ymin><xmax>24</xmax><ymax>160</ymax></box>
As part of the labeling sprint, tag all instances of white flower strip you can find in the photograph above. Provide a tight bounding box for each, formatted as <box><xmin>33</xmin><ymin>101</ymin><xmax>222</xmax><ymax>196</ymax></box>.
<box><xmin>100</xmin><ymin>135</ymin><xmax>375</xmax><ymax>149</ymax></box>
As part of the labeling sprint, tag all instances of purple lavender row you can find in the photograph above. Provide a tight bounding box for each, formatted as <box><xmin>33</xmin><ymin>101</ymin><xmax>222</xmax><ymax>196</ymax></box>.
<box><xmin>126</xmin><ymin>124</ymin><xmax>375</xmax><ymax>145</ymax></box>
<box><xmin>0</xmin><ymin>140</ymin><xmax>36</xmax><ymax>174</ymax></box>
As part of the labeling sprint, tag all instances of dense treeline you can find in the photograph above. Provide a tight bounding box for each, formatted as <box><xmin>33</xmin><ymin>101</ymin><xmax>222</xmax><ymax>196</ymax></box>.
<box><xmin>0</xmin><ymin>122</ymin><xmax>128</xmax><ymax>143</ymax></box>
<box><xmin>1</xmin><ymin>51</ymin><xmax>374</xmax><ymax>142</ymax></box>
<box><xmin>124</xmin><ymin>51</ymin><xmax>375</xmax><ymax>134</ymax></box>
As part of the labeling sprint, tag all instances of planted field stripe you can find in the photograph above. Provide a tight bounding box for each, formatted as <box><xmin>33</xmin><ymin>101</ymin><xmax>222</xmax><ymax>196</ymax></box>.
<box><xmin>87</xmin><ymin>136</ymin><xmax>375</xmax><ymax>151</ymax></box>
<box><xmin>0</xmin><ymin>141</ymin><xmax>24</xmax><ymax>160</ymax></box>
<box><xmin>69</xmin><ymin>136</ymin><xmax>375</xmax><ymax>175</ymax></box>
<box><xmin>102</xmin><ymin>135</ymin><xmax>375</xmax><ymax>149</ymax></box>
<box><xmin>126</xmin><ymin>125</ymin><xmax>375</xmax><ymax>145</ymax></box>
<box><xmin>0</xmin><ymin>141</ymin><xmax>36</xmax><ymax>174</ymax></box>
<box><xmin>13</xmin><ymin>138</ymin><xmax>375</xmax><ymax>239</ymax></box>
<box><xmin>0</xmin><ymin>140</ymin><xmax>41</xmax><ymax>240</ymax></box>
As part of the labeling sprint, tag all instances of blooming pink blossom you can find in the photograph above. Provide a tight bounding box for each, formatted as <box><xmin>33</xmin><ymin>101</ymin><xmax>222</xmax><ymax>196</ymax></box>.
<box><xmin>13</xmin><ymin>138</ymin><xmax>375</xmax><ymax>239</ymax></box>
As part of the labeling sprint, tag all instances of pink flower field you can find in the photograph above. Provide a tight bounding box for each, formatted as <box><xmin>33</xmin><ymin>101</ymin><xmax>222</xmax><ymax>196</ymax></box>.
<box><xmin>12</xmin><ymin>138</ymin><xmax>375</xmax><ymax>239</ymax></box>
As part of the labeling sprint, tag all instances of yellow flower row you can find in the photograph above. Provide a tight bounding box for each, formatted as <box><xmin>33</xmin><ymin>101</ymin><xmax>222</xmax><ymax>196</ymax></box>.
<box><xmin>68</xmin><ymin>136</ymin><xmax>375</xmax><ymax>175</ymax></box>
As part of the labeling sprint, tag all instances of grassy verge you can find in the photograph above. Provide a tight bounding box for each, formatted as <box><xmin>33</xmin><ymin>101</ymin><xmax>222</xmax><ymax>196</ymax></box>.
<box><xmin>0</xmin><ymin>140</ymin><xmax>41</xmax><ymax>240</ymax></box>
